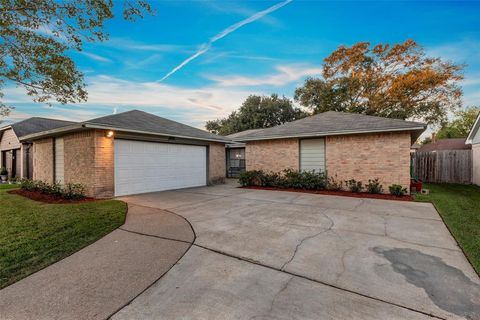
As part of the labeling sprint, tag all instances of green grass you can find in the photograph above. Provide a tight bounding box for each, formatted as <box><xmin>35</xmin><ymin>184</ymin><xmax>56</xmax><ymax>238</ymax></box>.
<box><xmin>0</xmin><ymin>188</ymin><xmax>127</xmax><ymax>289</ymax></box>
<box><xmin>415</xmin><ymin>183</ymin><xmax>480</xmax><ymax>274</ymax></box>
<box><xmin>0</xmin><ymin>183</ymin><xmax>20</xmax><ymax>190</ymax></box>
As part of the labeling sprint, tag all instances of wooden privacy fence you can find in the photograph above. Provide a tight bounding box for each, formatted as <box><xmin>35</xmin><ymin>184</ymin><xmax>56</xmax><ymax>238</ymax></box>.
<box><xmin>412</xmin><ymin>150</ymin><xmax>472</xmax><ymax>184</ymax></box>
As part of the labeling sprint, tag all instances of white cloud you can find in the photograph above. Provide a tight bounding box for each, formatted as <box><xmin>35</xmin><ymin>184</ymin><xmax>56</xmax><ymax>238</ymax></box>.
<box><xmin>207</xmin><ymin>64</ymin><xmax>323</xmax><ymax>87</ymax></box>
<box><xmin>426</xmin><ymin>39</ymin><xmax>480</xmax><ymax>63</ymax></box>
<box><xmin>1</xmin><ymin>74</ymin><xmax>272</xmax><ymax>128</ymax></box>
<box><xmin>462</xmin><ymin>75</ymin><xmax>480</xmax><ymax>87</ymax></box>
<box><xmin>84</xmin><ymin>75</ymin><xmax>258</xmax><ymax>118</ymax></box>
<box><xmin>104</xmin><ymin>38</ymin><xmax>191</xmax><ymax>53</ymax></box>
<box><xmin>79</xmin><ymin>51</ymin><xmax>112</xmax><ymax>63</ymax></box>
<box><xmin>201</xmin><ymin>0</ymin><xmax>282</xmax><ymax>27</ymax></box>
<box><xmin>158</xmin><ymin>0</ymin><xmax>293</xmax><ymax>82</ymax></box>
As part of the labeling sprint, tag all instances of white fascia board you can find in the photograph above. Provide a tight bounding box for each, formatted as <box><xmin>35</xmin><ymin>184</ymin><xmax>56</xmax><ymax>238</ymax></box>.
<box><xmin>82</xmin><ymin>123</ymin><xmax>232</xmax><ymax>144</ymax></box>
<box><xmin>466</xmin><ymin>113</ymin><xmax>480</xmax><ymax>145</ymax></box>
<box><xmin>18</xmin><ymin>124</ymin><xmax>85</xmax><ymax>141</ymax></box>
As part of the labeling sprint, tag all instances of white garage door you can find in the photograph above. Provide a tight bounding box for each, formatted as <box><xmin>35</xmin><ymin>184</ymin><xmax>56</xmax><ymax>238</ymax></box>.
<box><xmin>114</xmin><ymin>140</ymin><xmax>207</xmax><ymax>196</ymax></box>
<box><xmin>300</xmin><ymin>138</ymin><xmax>325</xmax><ymax>173</ymax></box>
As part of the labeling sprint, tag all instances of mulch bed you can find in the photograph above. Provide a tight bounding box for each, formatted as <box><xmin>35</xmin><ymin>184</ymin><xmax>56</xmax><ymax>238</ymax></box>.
<box><xmin>8</xmin><ymin>189</ymin><xmax>95</xmax><ymax>204</ymax></box>
<box><xmin>240</xmin><ymin>186</ymin><xmax>413</xmax><ymax>201</ymax></box>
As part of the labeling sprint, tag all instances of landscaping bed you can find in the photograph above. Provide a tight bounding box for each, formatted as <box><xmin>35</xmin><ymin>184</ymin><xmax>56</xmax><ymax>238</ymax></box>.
<box><xmin>241</xmin><ymin>185</ymin><xmax>413</xmax><ymax>201</ymax></box>
<box><xmin>9</xmin><ymin>189</ymin><xmax>95</xmax><ymax>204</ymax></box>
<box><xmin>238</xmin><ymin>169</ymin><xmax>411</xmax><ymax>200</ymax></box>
<box><xmin>0</xmin><ymin>187</ymin><xmax>127</xmax><ymax>289</ymax></box>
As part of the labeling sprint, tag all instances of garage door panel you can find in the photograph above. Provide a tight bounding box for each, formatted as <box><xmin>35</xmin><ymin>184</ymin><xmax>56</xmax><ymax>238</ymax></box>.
<box><xmin>114</xmin><ymin>140</ymin><xmax>207</xmax><ymax>196</ymax></box>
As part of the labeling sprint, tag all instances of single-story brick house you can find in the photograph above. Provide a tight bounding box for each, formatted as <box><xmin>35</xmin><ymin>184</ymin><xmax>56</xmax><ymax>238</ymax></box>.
<box><xmin>19</xmin><ymin>110</ymin><xmax>229</xmax><ymax>198</ymax></box>
<box><xmin>0</xmin><ymin>117</ymin><xmax>75</xmax><ymax>179</ymax></box>
<box><xmin>228</xmin><ymin>111</ymin><xmax>426</xmax><ymax>193</ymax></box>
<box><xmin>466</xmin><ymin>112</ymin><xmax>480</xmax><ymax>185</ymax></box>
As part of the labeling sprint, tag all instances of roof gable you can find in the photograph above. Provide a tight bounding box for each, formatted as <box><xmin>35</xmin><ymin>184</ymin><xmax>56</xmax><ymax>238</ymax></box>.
<box><xmin>226</xmin><ymin>128</ymin><xmax>265</xmax><ymax>139</ymax></box>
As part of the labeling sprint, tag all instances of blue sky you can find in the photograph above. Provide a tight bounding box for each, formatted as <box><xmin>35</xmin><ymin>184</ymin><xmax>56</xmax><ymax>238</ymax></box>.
<box><xmin>4</xmin><ymin>0</ymin><xmax>480</xmax><ymax>129</ymax></box>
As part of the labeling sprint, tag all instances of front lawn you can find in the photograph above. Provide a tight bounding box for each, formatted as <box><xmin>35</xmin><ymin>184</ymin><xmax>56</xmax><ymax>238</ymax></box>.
<box><xmin>415</xmin><ymin>183</ymin><xmax>480</xmax><ymax>274</ymax></box>
<box><xmin>0</xmin><ymin>187</ymin><xmax>127</xmax><ymax>289</ymax></box>
<box><xmin>0</xmin><ymin>183</ymin><xmax>20</xmax><ymax>190</ymax></box>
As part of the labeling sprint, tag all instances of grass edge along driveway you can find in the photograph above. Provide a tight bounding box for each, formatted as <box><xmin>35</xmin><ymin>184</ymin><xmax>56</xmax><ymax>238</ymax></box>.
<box><xmin>0</xmin><ymin>185</ymin><xmax>126</xmax><ymax>289</ymax></box>
<box><xmin>415</xmin><ymin>183</ymin><xmax>480</xmax><ymax>275</ymax></box>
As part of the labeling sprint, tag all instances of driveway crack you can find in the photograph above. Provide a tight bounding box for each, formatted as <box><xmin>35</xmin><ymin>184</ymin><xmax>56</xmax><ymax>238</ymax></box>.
<box><xmin>248</xmin><ymin>276</ymin><xmax>294</xmax><ymax>320</ymax></box>
<box><xmin>280</xmin><ymin>213</ymin><xmax>334</xmax><ymax>271</ymax></box>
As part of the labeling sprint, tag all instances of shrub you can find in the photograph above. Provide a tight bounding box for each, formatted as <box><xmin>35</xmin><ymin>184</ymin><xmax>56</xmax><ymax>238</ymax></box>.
<box><xmin>345</xmin><ymin>179</ymin><xmax>363</xmax><ymax>193</ymax></box>
<box><xmin>281</xmin><ymin>169</ymin><xmax>327</xmax><ymax>190</ymax></box>
<box><xmin>63</xmin><ymin>183</ymin><xmax>86</xmax><ymax>200</ymax></box>
<box><xmin>32</xmin><ymin>180</ymin><xmax>49</xmax><ymax>193</ymax></box>
<box><xmin>282</xmin><ymin>169</ymin><xmax>305</xmax><ymax>189</ymax></box>
<box><xmin>20</xmin><ymin>179</ymin><xmax>87</xmax><ymax>200</ymax></box>
<box><xmin>48</xmin><ymin>182</ymin><xmax>64</xmax><ymax>197</ymax></box>
<box><xmin>326</xmin><ymin>175</ymin><xmax>343</xmax><ymax>191</ymax></box>
<box><xmin>20</xmin><ymin>178</ymin><xmax>35</xmax><ymax>191</ymax></box>
<box><xmin>0</xmin><ymin>167</ymin><xmax>7</xmax><ymax>175</ymax></box>
<box><xmin>389</xmin><ymin>184</ymin><xmax>408</xmax><ymax>197</ymax></box>
<box><xmin>238</xmin><ymin>170</ymin><xmax>263</xmax><ymax>187</ymax></box>
<box><xmin>238</xmin><ymin>169</ymin><xmax>327</xmax><ymax>190</ymax></box>
<box><xmin>8</xmin><ymin>176</ymin><xmax>19</xmax><ymax>184</ymax></box>
<box><xmin>260</xmin><ymin>171</ymin><xmax>282</xmax><ymax>187</ymax></box>
<box><xmin>366</xmin><ymin>178</ymin><xmax>383</xmax><ymax>194</ymax></box>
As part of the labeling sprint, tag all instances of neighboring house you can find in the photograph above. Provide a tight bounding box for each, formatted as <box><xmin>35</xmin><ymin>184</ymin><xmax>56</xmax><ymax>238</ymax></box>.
<box><xmin>19</xmin><ymin>110</ymin><xmax>230</xmax><ymax>198</ymax></box>
<box><xmin>466</xmin><ymin>112</ymin><xmax>480</xmax><ymax>185</ymax></box>
<box><xmin>229</xmin><ymin>111</ymin><xmax>426</xmax><ymax>193</ymax></box>
<box><xmin>416</xmin><ymin>138</ymin><xmax>471</xmax><ymax>153</ymax></box>
<box><xmin>410</xmin><ymin>142</ymin><xmax>421</xmax><ymax>153</ymax></box>
<box><xmin>0</xmin><ymin>117</ymin><xmax>75</xmax><ymax>179</ymax></box>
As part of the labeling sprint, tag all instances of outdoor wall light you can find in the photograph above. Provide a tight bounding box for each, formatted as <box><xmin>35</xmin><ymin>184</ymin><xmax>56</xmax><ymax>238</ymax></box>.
<box><xmin>106</xmin><ymin>130</ymin><xmax>114</xmax><ymax>138</ymax></box>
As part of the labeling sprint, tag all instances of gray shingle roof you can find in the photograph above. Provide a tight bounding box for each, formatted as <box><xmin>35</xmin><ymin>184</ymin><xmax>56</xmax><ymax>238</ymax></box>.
<box><xmin>231</xmin><ymin>111</ymin><xmax>426</xmax><ymax>141</ymax></box>
<box><xmin>226</xmin><ymin>128</ymin><xmax>265</xmax><ymax>139</ymax></box>
<box><xmin>85</xmin><ymin>110</ymin><xmax>231</xmax><ymax>143</ymax></box>
<box><xmin>1</xmin><ymin>117</ymin><xmax>76</xmax><ymax>138</ymax></box>
<box><xmin>417</xmin><ymin>138</ymin><xmax>471</xmax><ymax>152</ymax></box>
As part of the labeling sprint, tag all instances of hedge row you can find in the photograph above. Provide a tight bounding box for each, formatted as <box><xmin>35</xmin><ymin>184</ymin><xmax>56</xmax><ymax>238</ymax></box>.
<box><xmin>238</xmin><ymin>170</ymin><xmax>408</xmax><ymax>196</ymax></box>
<box><xmin>20</xmin><ymin>179</ymin><xmax>87</xmax><ymax>200</ymax></box>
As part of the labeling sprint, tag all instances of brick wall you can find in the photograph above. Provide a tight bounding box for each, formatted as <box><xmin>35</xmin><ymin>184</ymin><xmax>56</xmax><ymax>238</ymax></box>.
<box><xmin>33</xmin><ymin>138</ymin><xmax>54</xmax><ymax>183</ymax></box>
<box><xmin>32</xmin><ymin>130</ymin><xmax>114</xmax><ymax>199</ymax></box>
<box><xmin>93</xmin><ymin>130</ymin><xmax>114</xmax><ymax>198</ymax></box>
<box><xmin>63</xmin><ymin>130</ymin><xmax>114</xmax><ymax>198</ymax></box>
<box><xmin>245</xmin><ymin>138</ymin><xmax>299</xmax><ymax>172</ymax></box>
<box><xmin>208</xmin><ymin>142</ymin><xmax>226</xmax><ymax>184</ymax></box>
<box><xmin>64</xmin><ymin>131</ymin><xmax>95</xmax><ymax>196</ymax></box>
<box><xmin>325</xmin><ymin>132</ymin><xmax>411</xmax><ymax>193</ymax></box>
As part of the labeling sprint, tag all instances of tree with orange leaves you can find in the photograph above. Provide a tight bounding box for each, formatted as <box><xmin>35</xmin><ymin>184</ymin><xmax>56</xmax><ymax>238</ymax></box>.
<box><xmin>294</xmin><ymin>40</ymin><xmax>464</xmax><ymax>125</ymax></box>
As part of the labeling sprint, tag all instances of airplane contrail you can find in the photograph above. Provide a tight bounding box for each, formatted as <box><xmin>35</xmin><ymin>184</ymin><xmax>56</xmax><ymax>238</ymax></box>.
<box><xmin>158</xmin><ymin>0</ymin><xmax>293</xmax><ymax>82</ymax></box>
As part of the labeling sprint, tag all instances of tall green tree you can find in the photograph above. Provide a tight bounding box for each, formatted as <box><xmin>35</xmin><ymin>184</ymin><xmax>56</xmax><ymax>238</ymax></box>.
<box><xmin>294</xmin><ymin>40</ymin><xmax>464</xmax><ymax>125</ymax></box>
<box><xmin>436</xmin><ymin>107</ymin><xmax>480</xmax><ymax>139</ymax></box>
<box><xmin>0</xmin><ymin>0</ymin><xmax>153</xmax><ymax>117</ymax></box>
<box><xmin>206</xmin><ymin>94</ymin><xmax>308</xmax><ymax>136</ymax></box>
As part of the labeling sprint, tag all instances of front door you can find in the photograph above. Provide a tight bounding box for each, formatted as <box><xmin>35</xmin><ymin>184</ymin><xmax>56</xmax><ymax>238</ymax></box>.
<box><xmin>11</xmin><ymin>149</ymin><xmax>16</xmax><ymax>177</ymax></box>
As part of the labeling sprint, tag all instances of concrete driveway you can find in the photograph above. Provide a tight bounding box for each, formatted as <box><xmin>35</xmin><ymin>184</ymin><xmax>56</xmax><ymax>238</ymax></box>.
<box><xmin>114</xmin><ymin>181</ymin><xmax>480</xmax><ymax>320</ymax></box>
